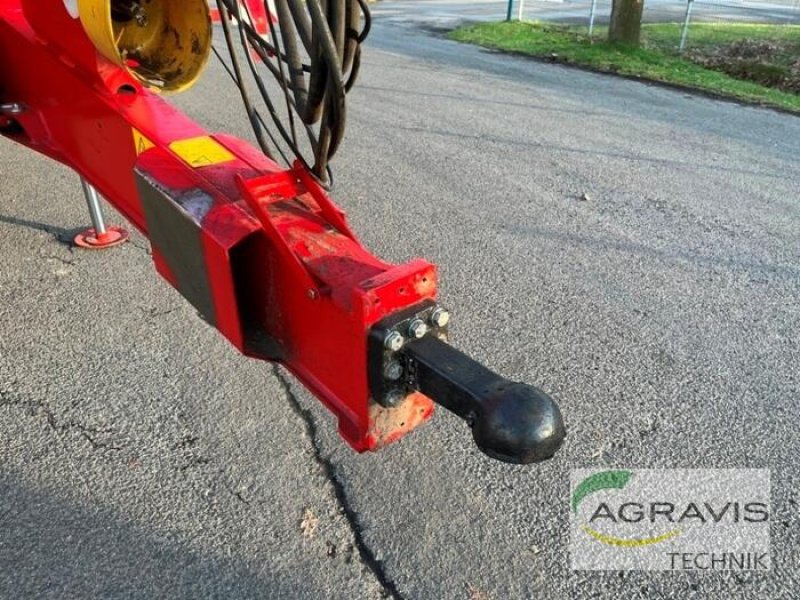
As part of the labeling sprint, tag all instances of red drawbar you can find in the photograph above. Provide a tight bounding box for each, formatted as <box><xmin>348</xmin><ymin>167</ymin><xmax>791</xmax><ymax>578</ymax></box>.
<box><xmin>0</xmin><ymin>0</ymin><xmax>435</xmax><ymax>452</ymax></box>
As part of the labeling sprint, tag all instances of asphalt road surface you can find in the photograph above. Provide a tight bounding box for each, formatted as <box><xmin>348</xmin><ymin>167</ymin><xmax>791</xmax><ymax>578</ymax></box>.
<box><xmin>2</xmin><ymin>6</ymin><xmax>800</xmax><ymax>600</ymax></box>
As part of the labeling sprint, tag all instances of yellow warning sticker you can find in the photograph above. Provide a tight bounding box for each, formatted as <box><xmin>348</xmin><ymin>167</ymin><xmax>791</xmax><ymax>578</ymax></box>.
<box><xmin>169</xmin><ymin>136</ymin><xmax>236</xmax><ymax>168</ymax></box>
<box><xmin>132</xmin><ymin>128</ymin><xmax>155</xmax><ymax>156</ymax></box>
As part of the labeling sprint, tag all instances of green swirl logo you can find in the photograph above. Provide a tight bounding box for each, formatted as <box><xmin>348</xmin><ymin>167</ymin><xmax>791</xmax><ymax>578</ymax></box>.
<box><xmin>572</xmin><ymin>470</ymin><xmax>682</xmax><ymax>548</ymax></box>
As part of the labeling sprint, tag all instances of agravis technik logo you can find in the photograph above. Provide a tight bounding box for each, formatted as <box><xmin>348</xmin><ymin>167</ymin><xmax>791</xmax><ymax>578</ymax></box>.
<box><xmin>570</xmin><ymin>469</ymin><xmax>771</xmax><ymax>571</ymax></box>
<box><xmin>572</xmin><ymin>470</ymin><xmax>681</xmax><ymax>547</ymax></box>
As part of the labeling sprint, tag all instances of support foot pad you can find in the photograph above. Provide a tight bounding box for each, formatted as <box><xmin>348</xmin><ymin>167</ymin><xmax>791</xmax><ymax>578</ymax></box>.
<box><xmin>74</xmin><ymin>226</ymin><xmax>130</xmax><ymax>250</ymax></box>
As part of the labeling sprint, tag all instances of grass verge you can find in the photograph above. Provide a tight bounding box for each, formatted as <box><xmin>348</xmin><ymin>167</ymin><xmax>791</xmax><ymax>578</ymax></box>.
<box><xmin>448</xmin><ymin>22</ymin><xmax>800</xmax><ymax>113</ymax></box>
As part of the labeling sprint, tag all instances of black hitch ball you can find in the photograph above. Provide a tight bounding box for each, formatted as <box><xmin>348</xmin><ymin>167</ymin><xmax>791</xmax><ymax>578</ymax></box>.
<box><xmin>470</xmin><ymin>381</ymin><xmax>566</xmax><ymax>464</ymax></box>
<box><xmin>370</xmin><ymin>305</ymin><xmax>566</xmax><ymax>465</ymax></box>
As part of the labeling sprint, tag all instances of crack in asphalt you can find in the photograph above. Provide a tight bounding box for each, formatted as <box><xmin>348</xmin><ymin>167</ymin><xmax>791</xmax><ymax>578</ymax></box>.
<box><xmin>0</xmin><ymin>389</ymin><xmax>122</xmax><ymax>451</ymax></box>
<box><xmin>221</xmin><ymin>479</ymin><xmax>252</xmax><ymax>506</ymax></box>
<box><xmin>8</xmin><ymin>209</ymin><xmax>399</xmax><ymax>595</ymax></box>
<box><xmin>43</xmin><ymin>253</ymin><xmax>80</xmax><ymax>266</ymax></box>
<box><xmin>270</xmin><ymin>365</ymin><xmax>404</xmax><ymax>600</ymax></box>
<box><xmin>128</xmin><ymin>238</ymin><xmax>152</xmax><ymax>255</ymax></box>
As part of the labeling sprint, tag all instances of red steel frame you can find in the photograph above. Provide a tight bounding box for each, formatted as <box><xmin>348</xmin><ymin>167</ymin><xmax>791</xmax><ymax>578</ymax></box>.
<box><xmin>0</xmin><ymin>0</ymin><xmax>436</xmax><ymax>451</ymax></box>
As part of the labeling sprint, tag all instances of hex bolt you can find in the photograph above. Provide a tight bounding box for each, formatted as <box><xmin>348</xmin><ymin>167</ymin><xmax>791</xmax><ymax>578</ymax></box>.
<box><xmin>430</xmin><ymin>307</ymin><xmax>450</xmax><ymax>328</ymax></box>
<box><xmin>384</xmin><ymin>389</ymin><xmax>405</xmax><ymax>408</ymax></box>
<box><xmin>408</xmin><ymin>318</ymin><xmax>428</xmax><ymax>339</ymax></box>
<box><xmin>383</xmin><ymin>360</ymin><xmax>403</xmax><ymax>381</ymax></box>
<box><xmin>384</xmin><ymin>331</ymin><xmax>405</xmax><ymax>352</ymax></box>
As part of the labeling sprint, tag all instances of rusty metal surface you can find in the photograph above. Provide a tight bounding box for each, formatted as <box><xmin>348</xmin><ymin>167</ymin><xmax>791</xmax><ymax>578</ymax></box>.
<box><xmin>367</xmin><ymin>392</ymin><xmax>435</xmax><ymax>450</ymax></box>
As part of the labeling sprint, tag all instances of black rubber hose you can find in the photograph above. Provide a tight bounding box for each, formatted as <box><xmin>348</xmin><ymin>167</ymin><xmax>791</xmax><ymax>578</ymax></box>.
<box><xmin>213</xmin><ymin>0</ymin><xmax>370</xmax><ymax>181</ymax></box>
<box><xmin>215</xmin><ymin>0</ymin><xmax>273</xmax><ymax>158</ymax></box>
<box><xmin>274</xmin><ymin>0</ymin><xmax>310</xmax><ymax>118</ymax></box>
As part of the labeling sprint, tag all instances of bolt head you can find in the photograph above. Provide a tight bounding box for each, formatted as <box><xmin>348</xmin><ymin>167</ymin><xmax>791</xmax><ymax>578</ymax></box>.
<box><xmin>384</xmin><ymin>331</ymin><xmax>405</xmax><ymax>352</ymax></box>
<box><xmin>383</xmin><ymin>360</ymin><xmax>403</xmax><ymax>381</ymax></box>
<box><xmin>430</xmin><ymin>307</ymin><xmax>450</xmax><ymax>328</ymax></box>
<box><xmin>408</xmin><ymin>319</ymin><xmax>428</xmax><ymax>339</ymax></box>
<box><xmin>384</xmin><ymin>389</ymin><xmax>405</xmax><ymax>407</ymax></box>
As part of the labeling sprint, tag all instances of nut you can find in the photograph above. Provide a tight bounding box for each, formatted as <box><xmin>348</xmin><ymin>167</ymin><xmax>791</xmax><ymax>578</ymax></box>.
<box><xmin>408</xmin><ymin>318</ymin><xmax>428</xmax><ymax>339</ymax></box>
<box><xmin>384</xmin><ymin>389</ymin><xmax>405</xmax><ymax>407</ymax></box>
<box><xmin>430</xmin><ymin>307</ymin><xmax>450</xmax><ymax>328</ymax></box>
<box><xmin>383</xmin><ymin>361</ymin><xmax>403</xmax><ymax>381</ymax></box>
<box><xmin>384</xmin><ymin>331</ymin><xmax>405</xmax><ymax>352</ymax></box>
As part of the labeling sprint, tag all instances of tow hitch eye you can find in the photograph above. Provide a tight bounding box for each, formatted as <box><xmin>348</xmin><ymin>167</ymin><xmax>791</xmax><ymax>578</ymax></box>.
<box><xmin>369</xmin><ymin>302</ymin><xmax>566</xmax><ymax>464</ymax></box>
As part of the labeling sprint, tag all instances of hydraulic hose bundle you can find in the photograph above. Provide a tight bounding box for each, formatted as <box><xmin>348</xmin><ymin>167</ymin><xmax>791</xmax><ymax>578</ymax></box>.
<box><xmin>214</xmin><ymin>0</ymin><xmax>371</xmax><ymax>182</ymax></box>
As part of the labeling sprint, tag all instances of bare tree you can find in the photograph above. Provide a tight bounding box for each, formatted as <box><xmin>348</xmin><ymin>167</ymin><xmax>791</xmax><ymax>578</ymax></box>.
<box><xmin>608</xmin><ymin>0</ymin><xmax>645</xmax><ymax>45</ymax></box>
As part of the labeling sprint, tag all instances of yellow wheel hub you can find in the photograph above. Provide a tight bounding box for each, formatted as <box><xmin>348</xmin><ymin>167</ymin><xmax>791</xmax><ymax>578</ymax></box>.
<box><xmin>78</xmin><ymin>0</ymin><xmax>212</xmax><ymax>93</ymax></box>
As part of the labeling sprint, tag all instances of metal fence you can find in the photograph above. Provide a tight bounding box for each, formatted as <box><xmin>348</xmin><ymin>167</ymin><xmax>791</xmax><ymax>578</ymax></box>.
<box><xmin>514</xmin><ymin>0</ymin><xmax>800</xmax><ymax>51</ymax></box>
